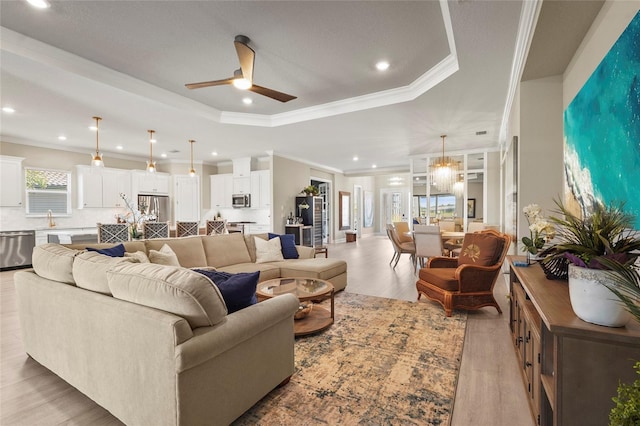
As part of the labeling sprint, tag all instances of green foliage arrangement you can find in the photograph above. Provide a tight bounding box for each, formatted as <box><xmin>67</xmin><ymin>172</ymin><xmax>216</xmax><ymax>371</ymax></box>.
<box><xmin>542</xmin><ymin>199</ymin><xmax>640</xmax><ymax>270</ymax></box>
<box><xmin>302</xmin><ymin>185</ymin><xmax>319</xmax><ymax>196</ymax></box>
<box><xmin>609</xmin><ymin>361</ymin><xmax>640</xmax><ymax>426</ymax></box>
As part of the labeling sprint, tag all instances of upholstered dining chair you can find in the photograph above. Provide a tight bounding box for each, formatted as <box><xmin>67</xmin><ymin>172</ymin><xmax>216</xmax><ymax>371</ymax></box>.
<box><xmin>206</xmin><ymin>220</ymin><xmax>227</xmax><ymax>235</ymax></box>
<box><xmin>416</xmin><ymin>229</ymin><xmax>510</xmax><ymax>317</ymax></box>
<box><xmin>386</xmin><ymin>224</ymin><xmax>415</xmax><ymax>268</ymax></box>
<box><xmin>143</xmin><ymin>221</ymin><xmax>170</xmax><ymax>239</ymax></box>
<box><xmin>97</xmin><ymin>223</ymin><xmax>129</xmax><ymax>243</ymax></box>
<box><xmin>176</xmin><ymin>221</ymin><xmax>199</xmax><ymax>237</ymax></box>
<box><xmin>467</xmin><ymin>221</ymin><xmax>486</xmax><ymax>233</ymax></box>
<box><xmin>413</xmin><ymin>225</ymin><xmax>445</xmax><ymax>269</ymax></box>
<box><xmin>392</xmin><ymin>221</ymin><xmax>413</xmax><ymax>243</ymax></box>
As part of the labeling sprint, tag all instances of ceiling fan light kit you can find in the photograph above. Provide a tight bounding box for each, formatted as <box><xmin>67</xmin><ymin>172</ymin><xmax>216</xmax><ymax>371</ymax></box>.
<box><xmin>185</xmin><ymin>35</ymin><xmax>297</xmax><ymax>103</ymax></box>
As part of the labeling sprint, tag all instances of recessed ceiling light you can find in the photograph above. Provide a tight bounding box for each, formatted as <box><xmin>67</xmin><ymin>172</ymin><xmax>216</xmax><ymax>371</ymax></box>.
<box><xmin>2</xmin><ymin>107</ymin><xmax>15</xmax><ymax>113</ymax></box>
<box><xmin>211</xmin><ymin>151</ymin><xmax>218</xmax><ymax>156</ymax></box>
<box><xmin>372</xmin><ymin>164</ymin><xmax>377</xmax><ymax>169</ymax></box>
<box><xmin>160</xmin><ymin>152</ymin><xmax>167</xmax><ymax>158</ymax></box>
<box><xmin>375</xmin><ymin>61</ymin><xmax>390</xmax><ymax>71</ymax></box>
<box><xmin>353</xmin><ymin>156</ymin><xmax>359</xmax><ymax>161</ymax></box>
<box><xmin>25</xmin><ymin>0</ymin><xmax>50</xmax><ymax>9</ymax></box>
<box><xmin>57</xmin><ymin>135</ymin><xmax>67</xmax><ymax>141</ymax></box>
<box><xmin>116</xmin><ymin>145</ymin><xmax>123</xmax><ymax>150</ymax></box>
<box><xmin>89</xmin><ymin>125</ymin><xmax>98</xmax><ymax>131</ymax></box>
<box><xmin>242</xmin><ymin>97</ymin><xmax>253</xmax><ymax>105</ymax></box>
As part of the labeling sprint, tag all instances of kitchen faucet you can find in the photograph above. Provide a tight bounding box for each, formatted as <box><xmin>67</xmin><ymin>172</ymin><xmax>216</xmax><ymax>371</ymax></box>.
<box><xmin>47</xmin><ymin>209</ymin><xmax>56</xmax><ymax>228</ymax></box>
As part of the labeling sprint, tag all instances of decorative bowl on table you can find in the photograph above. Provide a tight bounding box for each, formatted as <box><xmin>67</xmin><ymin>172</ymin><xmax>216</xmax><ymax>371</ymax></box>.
<box><xmin>294</xmin><ymin>302</ymin><xmax>313</xmax><ymax>320</ymax></box>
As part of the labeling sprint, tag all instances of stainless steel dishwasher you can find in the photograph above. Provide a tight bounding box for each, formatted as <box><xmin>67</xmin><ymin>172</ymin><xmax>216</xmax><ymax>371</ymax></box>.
<box><xmin>0</xmin><ymin>230</ymin><xmax>36</xmax><ymax>270</ymax></box>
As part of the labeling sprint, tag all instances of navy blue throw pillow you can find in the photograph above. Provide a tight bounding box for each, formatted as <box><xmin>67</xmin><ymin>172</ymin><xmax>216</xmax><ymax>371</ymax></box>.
<box><xmin>193</xmin><ymin>269</ymin><xmax>259</xmax><ymax>314</ymax></box>
<box><xmin>86</xmin><ymin>243</ymin><xmax>126</xmax><ymax>257</ymax></box>
<box><xmin>268</xmin><ymin>233</ymin><xmax>299</xmax><ymax>259</ymax></box>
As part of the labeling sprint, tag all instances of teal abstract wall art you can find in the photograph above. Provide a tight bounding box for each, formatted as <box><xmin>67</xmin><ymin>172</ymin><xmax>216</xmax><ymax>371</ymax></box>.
<box><xmin>563</xmin><ymin>11</ymin><xmax>640</xmax><ymax>228</ymax></box>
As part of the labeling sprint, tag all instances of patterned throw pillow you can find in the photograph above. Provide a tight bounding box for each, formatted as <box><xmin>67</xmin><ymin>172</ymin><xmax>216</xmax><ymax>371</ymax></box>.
<box><xmin>457</xmin><ymin>233</ymin><xmax>501</xmax><ymax>266</ymax></box>
<box><xmin>268</xmin><ymin>233</ymin><xmax>299</xmax><ymax>259</ymax></box>
<box><xmin>192</xmin><ymin>269</ymin><xmax>259</xmax><ymax>314</ymax></box>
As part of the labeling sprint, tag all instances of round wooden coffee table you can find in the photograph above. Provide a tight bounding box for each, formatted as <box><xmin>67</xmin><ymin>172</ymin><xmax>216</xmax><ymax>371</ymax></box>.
<box><xmin>256</xmin><ymin>277</ymin><xmax>334</xmax><ymax>336</ymax></box>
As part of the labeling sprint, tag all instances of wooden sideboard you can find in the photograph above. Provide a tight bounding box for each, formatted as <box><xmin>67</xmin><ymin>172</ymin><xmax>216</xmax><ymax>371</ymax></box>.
<box><xmin>507</xmin><ymin>257</ymin><xmax>640</xmax><ymax>426</ymax></box>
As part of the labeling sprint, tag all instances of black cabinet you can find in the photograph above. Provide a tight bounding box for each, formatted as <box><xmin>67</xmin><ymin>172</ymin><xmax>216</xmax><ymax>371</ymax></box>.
<box><xmin>295</xmin><ymin>196</ymin><xmax>323</xmax><ymax>247</ymax></box>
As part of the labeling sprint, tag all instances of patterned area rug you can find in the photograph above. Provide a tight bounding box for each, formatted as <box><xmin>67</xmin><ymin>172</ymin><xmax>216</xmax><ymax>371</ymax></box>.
<box><xmin>234</xmin><ymin>292</ymin><xmax>467</xmax><ymax>425</ymax></box>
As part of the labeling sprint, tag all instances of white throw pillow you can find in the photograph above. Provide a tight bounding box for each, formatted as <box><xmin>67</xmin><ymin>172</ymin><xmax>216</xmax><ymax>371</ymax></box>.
<box><xmin>254</xmin><ymin>236</ymin><xmax>284</xmax><ymax>263</ymax></box>
<box><xmin>124</xmin><ymin>250</ymin><xmax>150</xmax><ymax>263</ymax></box>
<box><xmin>148</xmin><ymin>244</ymin><xmax>180</xmax><ymax>266</ymax></box>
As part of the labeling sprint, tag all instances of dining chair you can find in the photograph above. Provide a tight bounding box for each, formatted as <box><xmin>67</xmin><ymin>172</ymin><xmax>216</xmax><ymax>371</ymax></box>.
<box><xmin>143</xmin><ymin>221</ymin><xmax>170</xmax><ymax>239</ymax></box>
<box><xmin>392</xmin><ymin>221</ymin><xmax>413</xmax><ymax>243</ymax></box>
<box><xmin>97</xmin><ymin>223</ymin><xmax>129</xmax><ymax>243</ymax></box>
<box><xmin>467</xmin><ymin>222</ymin><xmax>486</xmax><ymax>233</ymax></box>
<box><xmin>386</xmin><ymin>224</ymin><xmax>415</xmax><ymax>268</ymax></box>
<box><xmin>206</xmin><ymin>220</ymin><xmax>227</xmax><ymax>235</ymax></box>
<box><xmin>438</xmin><ymin>220</ymin><xmax>456</xmax><ymax>232</ymax></box>
<box><xmin>176</xmin><ymin>221</ymin><xmax>199</xmax><ymax>237</ymax></box>
<box><xmin>413</xmin><ymin>225</ymin><xmax>445</xmax><ymax>269</ymax></box>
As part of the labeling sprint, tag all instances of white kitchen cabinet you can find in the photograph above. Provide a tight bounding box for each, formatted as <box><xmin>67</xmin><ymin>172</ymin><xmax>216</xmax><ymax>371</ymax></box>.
<box><xmin>232</xmin><ymin>177</ymin><xmax>251</xmax><ymax>194</ymax></box>
<box><xmin>250</xmin><ymin>170</ymin><xmax>271</xmax><ymax>208</ymax></box>
<box><xmin>247</xmin><ymin>224</ymin><xmax>271</xmax><ymax>234</ymax></box>
<box><xmin>210</xmin><ymin>174</ymin><xmax>232</xmax><ymax>209</ymax></box>
<box><xmin>174</xmin><ymin>175</ymin><xmax>200</xmax><ymax>222</ymax></box>
<box><xmin>133</xmin><ymin>171</ymin><xmax>170</xmax><ymax>195</ymax></box>
<box><xmin>101</xmin><ymin>169</ymin><xmax>131</xmax><ymax>208</ymax></box>
<box><xmin>77</xmin><ymin>166</ymin><xmax>131</xmax><ymax>208</ymax></box>
<box><xmin>76</xmin><ymin>165</ymin><xmax>103</xmax><ymax>208</ymax></box>
<box><xmin>232</xmin><ymin>157</ymin><xmax>251</xmax><ymax>178</ymax></box>
<box><xmin>0</xmin><ymin>156</ymin><xmax>24</xmax><ymax>207</ymax></box>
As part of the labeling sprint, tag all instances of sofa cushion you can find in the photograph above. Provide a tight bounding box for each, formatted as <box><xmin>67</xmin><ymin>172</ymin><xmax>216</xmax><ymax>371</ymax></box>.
<box><xmin>268</xmin><ymin>233</ymin><xmax>299</xmax><ymax>259</ymax></box>
<box><xmin>73</xmin><ymin>251</ymin><xmax>137</xmax><ymax>295</ymax></box>
<box><xmin>457</xmin><ymin>233</ymin><xmax>501</xmax><ymax>267</ymax></box>
<box><xmin>32</xmin><ymin>243</ymin><xmax>83</xmax><ymax>285</ymax></box>
<box><xmin>192</xmin><ymin>269</ymin><xmax>259</xmax><ymax>314</ymax></box>
<box><xmin>107</xmin><ymin>263</ymin><xmax>227</xmax><ymax>328</ymax></box>
<box><xmin>64</xmin><ymin>241</ymin><xmax>146</xmax><ymax>253</ymax></box>
<box><xmin>86</xmin><ymin>243</ymin><xmax>125</xmax><ymax>257</ymax></box>
<box><xmin>145</xmin><ymin>236</ymin><xmax>207</xmax><ymax>268</ymax></box>
<box><xmin>418</xmin><ymin>267</ymin><xmax>459</xmax><ymax>291</ymax></box>
<box><xmin>255</xmin><ymin>236</ymin><xmax>284</xmax><ymax>263</ymax></box>
<box><xmin>276</xmin><ymin>258</ymin><xmax>347</xmax><ymax>281</ymax></box>
<box><xmin>244</xmin><ymin>233</ymin><xmax>268</xmax><ymax>263</ymax></box>
<box><xmin>217</xmin><ymin>263</ymin><xmax>282</xmax><ymax>282</ymax></box>
<box><xmin>202</xmin><ymin>233</ymin><xmax>252</xmax><ymax>268</ymax></box>
<box><xmin>148</xmin><ymin>244</ymin><xmax>181</xmax><ymax>267</ymax></box>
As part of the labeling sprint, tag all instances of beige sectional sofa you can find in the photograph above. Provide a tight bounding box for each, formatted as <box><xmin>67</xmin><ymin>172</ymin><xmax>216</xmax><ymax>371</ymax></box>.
<box><xmin>14</xmin><ymin>233</ymin><xmax>347</xmax><ymax>425</ymax></box>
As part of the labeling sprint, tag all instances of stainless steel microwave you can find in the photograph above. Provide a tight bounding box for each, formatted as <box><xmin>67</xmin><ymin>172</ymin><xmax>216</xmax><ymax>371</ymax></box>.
<box><xmin>232</xmin><ymin>194</ymin><xmax>251</xmax><ymax>208</ymax></box>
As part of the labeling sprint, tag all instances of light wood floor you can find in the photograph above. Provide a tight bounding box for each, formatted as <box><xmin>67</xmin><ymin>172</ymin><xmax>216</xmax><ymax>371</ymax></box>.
<box><xmin>0</xmin><ymin>235</ymin><xmax>534</xmax><ymax>425</ymax></box>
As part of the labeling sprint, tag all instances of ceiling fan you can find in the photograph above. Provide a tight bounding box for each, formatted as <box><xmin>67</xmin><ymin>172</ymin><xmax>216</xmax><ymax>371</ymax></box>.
<box><xmin>185</xmin><ymin>35</ymin><xmax>297</xmax><ymax>103</ymax></box>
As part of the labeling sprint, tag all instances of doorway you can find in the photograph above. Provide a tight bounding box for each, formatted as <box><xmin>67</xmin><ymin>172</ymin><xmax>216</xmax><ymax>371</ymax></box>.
<box><xmin>380</xmin><ymin>187</ymin><xmax>410</xmax><ymax>234</ymax></box>
<box><xmin>353</xmin><ymin>185</ymin><xmax>363</xmax><ymax>237</ymax></box>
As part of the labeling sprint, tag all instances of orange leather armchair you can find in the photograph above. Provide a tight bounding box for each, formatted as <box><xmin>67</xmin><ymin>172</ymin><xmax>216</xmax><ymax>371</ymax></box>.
<box><xmin>416</xmin><ymin>229</ymin><xmax>510</xmax><ymax>317</ymax></box>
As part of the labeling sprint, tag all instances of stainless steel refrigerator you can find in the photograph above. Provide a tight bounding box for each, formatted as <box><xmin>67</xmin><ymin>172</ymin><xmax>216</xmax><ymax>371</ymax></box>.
<box><xmin>137</xmin><ymin>194</ymin><xmax>170</xmax><ymax>223</ymax></box>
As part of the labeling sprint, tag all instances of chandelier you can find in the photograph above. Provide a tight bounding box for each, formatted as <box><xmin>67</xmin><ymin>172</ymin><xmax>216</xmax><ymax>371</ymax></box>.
<box><xmin>146</xmin><ymin>130</ymin><xmax>156</xmax><ymax>173</ymax></box>
<box><xmin>90</xmin><ymin>116</ymin><xmax>104</xmax><ymax>167</ymax></box>
<box><xmin>430</xmin><ymin>135</ymin><xmax>459</xmax><ymax>193</ymax></box>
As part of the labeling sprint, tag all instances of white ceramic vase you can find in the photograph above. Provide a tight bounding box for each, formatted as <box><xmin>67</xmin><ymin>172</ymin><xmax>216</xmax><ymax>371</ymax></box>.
<box><xmin>568</xmin><ymin>264</ymin><xmax>631</xmax><ymax>327</ymax></box>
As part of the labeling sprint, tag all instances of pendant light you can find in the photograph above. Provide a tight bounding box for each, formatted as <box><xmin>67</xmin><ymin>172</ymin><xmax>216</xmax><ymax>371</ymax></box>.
<box><xmin>188</xmin><ymin>139</ymin><xmax>196</xmax><ymax>177</ymax></box>
<box><xmin>430</xmin><ymin>135</ymin><xmax>459</xmax><ymax>193</ymax></box>
<box><xmin>90</xmin><ymin>116</ymin><xmax>104</xmax><ymax>167</ymax></box>
<box><xmin>146</xmin><ymin>130</ymin><xmax>156</xmax><ymax>173</ymax></box>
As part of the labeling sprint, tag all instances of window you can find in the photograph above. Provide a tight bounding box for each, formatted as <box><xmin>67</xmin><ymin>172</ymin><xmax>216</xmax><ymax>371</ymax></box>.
<box><xmin>429</xmin><ymin>194</ymin><xmax>456</xmax><ymax>219</ymax></box>
<box><xmin>25</xmin><ymin>168</ymin><xmax>71</xmax><ymax>215</ymax></box>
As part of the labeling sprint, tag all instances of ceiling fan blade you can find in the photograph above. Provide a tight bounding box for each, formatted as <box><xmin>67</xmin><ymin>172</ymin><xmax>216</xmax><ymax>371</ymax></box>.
<box><xmin>249</xmin><ymin>84</ymin><xmax>297</xmax><ymax>103</ymax></box>
<box><xmin>185</xmin><ymin>78</ymin><xmax>234</xmax><ymax>90</ymax></box>
<box><xmin>234</xmin><ymin>35</ymin><xmax>254</xmax><ymax>83</ymax></box>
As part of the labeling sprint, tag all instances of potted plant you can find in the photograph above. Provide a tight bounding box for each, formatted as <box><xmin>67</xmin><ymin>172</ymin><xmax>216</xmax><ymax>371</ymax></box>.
<box><xmin>302</xmin><ymin>185</ymin><xmax>319</xmax><ymax>196</ymax></box>
<box><xmin>542</xmin><ymin>199</ymin><xmax>640</xmax><ymax>327</ymax></box>
<box><xmin>521</xmin><ymin>204</ymin><xmax>555</xmax><ymax>263</ymax></box>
